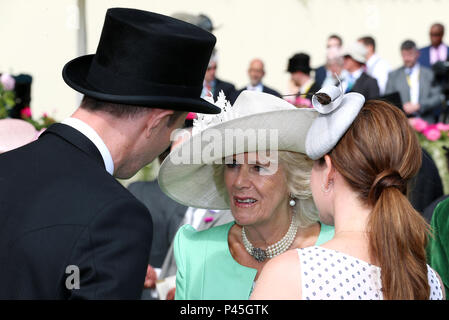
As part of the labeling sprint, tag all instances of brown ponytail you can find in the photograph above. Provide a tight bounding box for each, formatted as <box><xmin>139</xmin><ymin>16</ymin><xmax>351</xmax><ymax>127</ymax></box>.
<box><xmin>329</xmin><ymin>100</ymin><xmax>431</xmax><ymax>299</ymax></box>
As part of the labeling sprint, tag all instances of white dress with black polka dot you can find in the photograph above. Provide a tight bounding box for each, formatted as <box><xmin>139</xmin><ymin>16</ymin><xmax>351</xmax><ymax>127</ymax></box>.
<box><xmin>297</xmin><ymin>246</ymin><xmax>443</xmax><ymax>300</ymax></box>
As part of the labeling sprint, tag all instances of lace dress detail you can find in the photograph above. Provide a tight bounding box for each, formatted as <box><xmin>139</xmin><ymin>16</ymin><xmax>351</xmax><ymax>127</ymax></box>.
<box><xmin>297</xmin><ymin>246</ymin><xmax>443</xmax><ymax>300</ymax></box>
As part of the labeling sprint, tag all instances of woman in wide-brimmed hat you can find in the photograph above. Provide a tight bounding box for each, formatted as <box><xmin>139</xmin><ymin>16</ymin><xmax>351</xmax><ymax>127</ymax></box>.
<box><xmin>158</xmin><ymin>90</ymin><xmax>335</xmax><ymax>299</ymax></box>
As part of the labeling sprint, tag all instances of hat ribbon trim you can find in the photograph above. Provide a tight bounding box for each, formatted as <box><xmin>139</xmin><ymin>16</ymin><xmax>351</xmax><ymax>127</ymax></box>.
<box><xmin>85</xmin><ymin>59</ymin><xmax>202</xmax><ymax>98</ymax></box>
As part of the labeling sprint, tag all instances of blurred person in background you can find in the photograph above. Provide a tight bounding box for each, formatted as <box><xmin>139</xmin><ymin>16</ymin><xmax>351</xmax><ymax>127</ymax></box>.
<box><xmin>236</xmin><ymin>58</ymin><xmax>281</xmax><ymax>98</ymax></box>
<box><xmin>385</xmin><ymin>40</ymin><xmax>443</xmax><ymax>123</ymax></box>
<box><xmin>321</xmin><ymin>47</ymin><xmax>348</xmax><ymax>88</ymax></box>
<box><xmin>342</xmin><ymin>42</ymin><xmax>380</xmax><ymax>100</ymax></box>
<box><xmin>286</xmin><ymin>53</ymin><xmax>321</xmax><ymax>107</ymax></box>
<box><xmin>358</xmin><ymin>36</ymin><xmax>391</xmax><ymax>95</ymax></box>
<box><xmin>419</xmin><ymin>23</ymin><xmax>448</xmax><ymax>68</ymax></box>
<box><xmin>315</xmin><ymin>34</ymin><xmax>344</xmax><ymax>88</ymax></box>
<box><xmin>0</xmin><ymin>118</ymin><xmax>39</xmax><ymax>154</ymax></box>
<box><xmin>202</xmin><ymin>50</ymin><xmax>237</xmax><ymax>103</ymax></box>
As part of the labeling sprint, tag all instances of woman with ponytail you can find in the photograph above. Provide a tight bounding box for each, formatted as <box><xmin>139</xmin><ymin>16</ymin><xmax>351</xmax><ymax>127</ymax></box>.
<box><xmin>251</xmin><ymin>86</ymin><xmax>444</xmax><ymax>300</ymax></box>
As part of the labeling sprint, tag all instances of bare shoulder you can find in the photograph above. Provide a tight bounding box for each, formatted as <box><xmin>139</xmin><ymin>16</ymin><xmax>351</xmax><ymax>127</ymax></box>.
<box><xmin>250</xmin><ymin>249</ymin><xmax>302</xmax><ymax>300</ymax></box>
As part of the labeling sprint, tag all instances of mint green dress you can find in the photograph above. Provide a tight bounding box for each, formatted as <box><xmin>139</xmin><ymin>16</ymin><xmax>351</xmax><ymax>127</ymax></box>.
<box><xmin>174</xmin><ymin>221</ymin><xmax>335</xmax><ymax>300</ymax></box>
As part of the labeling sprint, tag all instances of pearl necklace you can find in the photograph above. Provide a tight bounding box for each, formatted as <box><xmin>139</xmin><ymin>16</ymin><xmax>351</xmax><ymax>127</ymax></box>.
<box><xmin>241</xmin><ymin>215</ymin><xmax>299</xmax><ymax>262</ymax></box>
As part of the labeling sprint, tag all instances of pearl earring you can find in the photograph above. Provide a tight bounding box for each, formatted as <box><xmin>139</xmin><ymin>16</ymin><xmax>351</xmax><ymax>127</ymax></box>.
<box><xmin>289</xmin><ymin>198</ymin><xmax>296</xmax><ymax>207</ymax></box>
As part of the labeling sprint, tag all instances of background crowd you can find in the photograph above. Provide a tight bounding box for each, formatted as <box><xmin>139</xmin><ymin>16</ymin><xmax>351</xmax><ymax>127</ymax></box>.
<box><xmin>198</xmin><ymin>19</ymin><xmax>449</xmax><ymax>124</ymax></box>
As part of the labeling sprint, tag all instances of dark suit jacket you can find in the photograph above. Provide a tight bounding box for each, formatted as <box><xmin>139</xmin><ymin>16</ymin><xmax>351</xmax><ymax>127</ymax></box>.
<box><xmin>409</xmin><ymin>148</ymin><xmax>444</xmax><ymax>218</ymax></box>
<box><xmin>350</xmin><ymin>72</ymin><xmax>380</xmax><ymax>100</ymax></box>
<box><xmin>128</xmin><ymin>180</ymin><xmax>186</xmax><ymax>268</ymax></box>
<box><xmin>214</xmin><ymin>78</ymin><xmax>237</xmax><ymax>103</ymax></box>
<box><xmin>418</xmin><ymin>45</ymin><xmax>449</xmax><ymax>68</ymax></box>
<box><xmin>314</xmin><ymin>65</ymin><xmax>327</xmax><ymax>89</ymax></box>
<box><xmin>0</xmin><ymin>123</ymin><xmax>153</xmax><ymax>299</ymax></box>
<box><xmin>235</xmin><ymin>84</ymin><xmax>282</xmax><ymax>100</ymax></box>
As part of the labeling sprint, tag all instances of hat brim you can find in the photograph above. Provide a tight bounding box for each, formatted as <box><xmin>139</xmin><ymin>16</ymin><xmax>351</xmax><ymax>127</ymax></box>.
<box><xmin>158</xmin><ymin>108</ymin><xmax>317</xmax><ymax>209</ymax></box>
<box><xmin>343</xmin><ymin>54</ymin><xmax>366</xmax><ymax>65</ymax></box>
<box><xmin>62</xmin><ymin>55</ymin><xmax>221</xmax><ymax>114</ymax></box>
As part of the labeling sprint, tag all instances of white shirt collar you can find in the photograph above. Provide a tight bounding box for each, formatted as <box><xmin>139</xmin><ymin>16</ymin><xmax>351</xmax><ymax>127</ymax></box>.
<box><xmin>61</xmin><ymin>117</ymin><xmax>114</xmax><ymax>175</ymax></box>
<box><xmin>246</xmin><ymin>83</ymin><xmax>263</xmax><ymax>92</ymax></box>
<box><xmin>431</xmin><ymin>43</ymin><xmax>447</xmax><ymax>51</ymax></box>
<box><xmin>405</xmin><ymin>63</ymin><xmax>420</xmax><ymax>75</ymax></box>
<box><xmin>350</xmin><ymin>68</ymin><xmax>364</xmax><ymax>80</ymax></box>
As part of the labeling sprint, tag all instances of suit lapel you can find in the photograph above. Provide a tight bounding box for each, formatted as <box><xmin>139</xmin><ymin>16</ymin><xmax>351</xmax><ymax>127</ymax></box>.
<box><xmin>351</xmin><ymin>73</ymin><xmax>364</xmax><ymax>92</ymax></box>
<box><xmin>40</xmin><ymin>123</ymin><xmax>105</xmax><ymax>169</ymax></box>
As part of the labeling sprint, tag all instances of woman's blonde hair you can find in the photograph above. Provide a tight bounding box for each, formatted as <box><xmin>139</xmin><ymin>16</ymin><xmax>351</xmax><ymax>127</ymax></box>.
<box><xmin>278</xmin><ymin>151</ymin><xmax>319</xmax><ymax>228</ymax></box>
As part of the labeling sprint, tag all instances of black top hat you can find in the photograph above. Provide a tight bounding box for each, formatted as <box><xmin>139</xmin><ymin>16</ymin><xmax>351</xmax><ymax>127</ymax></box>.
<box><xmin>63</xmin><ymin>8</ymin><xmax>220</xmax><ymax>114</ymax></box>
<box><xmin>287</xmin><ymin>53</ymin><xmax>312</xmax><ymax>75</ymax></box>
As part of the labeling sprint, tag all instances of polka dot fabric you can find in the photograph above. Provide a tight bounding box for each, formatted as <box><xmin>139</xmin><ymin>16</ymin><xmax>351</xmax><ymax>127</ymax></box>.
<box><xmin>297</xmin><ymin>246</ymin><xmax>443</xmax><ymax>300</ymax></box>
<box><xmin>427</xmin><ymin>266</ymin><xmax>444</xmax><ymax>300</ymax></box>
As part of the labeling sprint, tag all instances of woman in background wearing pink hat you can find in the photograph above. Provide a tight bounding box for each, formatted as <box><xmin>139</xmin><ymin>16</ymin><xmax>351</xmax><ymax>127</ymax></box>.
<box><xmin>0</xmin><ymin>118</ymin><xmax>40</xmax><ymax>154</ymax></box>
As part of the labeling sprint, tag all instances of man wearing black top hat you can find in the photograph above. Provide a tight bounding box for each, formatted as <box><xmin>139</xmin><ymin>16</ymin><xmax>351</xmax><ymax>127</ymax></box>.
<box><xmin>0</xmin><ymin>8</ymin><xmax>219</xmax><ymax>299</ymax></box>
<box><xmin>287</xmin><ymin>53</ymin><xmax>321</xmax><ymax>107</ymax></box>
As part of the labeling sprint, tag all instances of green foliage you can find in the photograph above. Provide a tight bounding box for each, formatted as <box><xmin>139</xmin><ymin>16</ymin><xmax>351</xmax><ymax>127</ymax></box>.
<box><xmin>0</xmin><ymin>83</ymin><xmax>15</xmax><ymax>119</ymax></box>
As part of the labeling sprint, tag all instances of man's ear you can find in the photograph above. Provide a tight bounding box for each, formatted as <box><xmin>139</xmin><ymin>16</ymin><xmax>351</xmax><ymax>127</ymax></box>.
<box><xmin>144</xmin><ymin>108</ymin><xmax>174</xmax><ymax>138</ymax></box>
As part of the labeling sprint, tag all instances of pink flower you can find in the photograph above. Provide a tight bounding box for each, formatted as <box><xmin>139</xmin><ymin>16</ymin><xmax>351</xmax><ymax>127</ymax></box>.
<box><xmin>204</xmin><ymin>217</ymin><xmax>214</xmax><ymax>223</ymax></box>
<box><xmin>0</xmin><ymin>73</ymin><xmax>15</xmax><ymax>91</ymax></box>
<box><xmin>409</xmin><ymin>117</ymin><xmax>428</xmax><ymax>133</ymax></box>
<box><xmin>294</xmin><ymin>97</ymin><xmax>312</xmax><ymax>108</ymax></box>
<box><xmin>423</xmin><ymin>125</ymin><xmax>441</xmax><ymax>141</ymax></box>
<box><xmin>435</xmin><ymin>123</ymin><xmax>449</xmax><ymax>131</ymax></box>
<box><xmin>20</xmin><ymin>107</ymin><xmax>32</xmax><ymax>118</ymax></box>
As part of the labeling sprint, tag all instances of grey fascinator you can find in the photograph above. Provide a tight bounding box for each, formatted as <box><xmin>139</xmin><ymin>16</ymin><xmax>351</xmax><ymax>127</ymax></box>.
<box><xmin>305</xmin><ymin>85</ymin><xmax>365</xmax><ymax>160</ymax></box>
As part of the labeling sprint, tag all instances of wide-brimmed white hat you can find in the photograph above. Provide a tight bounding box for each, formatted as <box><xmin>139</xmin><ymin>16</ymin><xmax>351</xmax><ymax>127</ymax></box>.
<box><xmin>158</xmin><ymin>90</ymin><xmax>318</xmax><ymax>209</ymax></box>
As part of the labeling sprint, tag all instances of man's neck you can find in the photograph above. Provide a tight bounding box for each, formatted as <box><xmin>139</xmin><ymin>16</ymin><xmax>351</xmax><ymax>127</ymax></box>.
<box><xmin>70</xmin><ymin>108</ymin><xmax>140</xmax><ymax>176</ymax></box>
<box><xmin>405</xmin><ymin>63</ymin><xmax>418</xmax><ymax>70</ymax></box>
<box><xmin>248</xmin><ymin>82</ymin><xmax>262</xmax><ymax>89</ymax></box>
<box><xmin>62</xmin><ymin>116</ymin><xmax>115</xmax><ymax>175</ymax></box>
<box><xmin>297</xmin><ymin>75</ymin><xmax>311</xmax><ymax>87</ymax></box>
